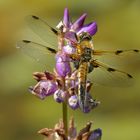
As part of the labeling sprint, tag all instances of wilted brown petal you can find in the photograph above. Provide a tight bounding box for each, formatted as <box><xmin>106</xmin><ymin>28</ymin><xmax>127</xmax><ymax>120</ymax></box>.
<box><xmin>38</xmin><ymin>128</ymin><xmax>54</xmax><ymax>137</ymax></box>
<box><xmin>76</xmin><ymin>122</ymin><xmax>92</xmax><ymax>140</ymax></box>
<box><xmin>68</xmin><ymin>117</ymin><xmax>77</xmax><ymax>139</ymax></box>
<box><xmin>33</xmin><ymin>72</ymin><xmax>47</xmax><ymax>81</ymax></box>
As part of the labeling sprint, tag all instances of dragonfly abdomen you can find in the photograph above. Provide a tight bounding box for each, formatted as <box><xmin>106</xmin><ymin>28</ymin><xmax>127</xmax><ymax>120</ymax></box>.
<box><xmin>78</xmin><ymin>62</ymin><xmax>88</xmax><ymax>112</ymax></box>
<box><xmin>78</xmin><ymin>62</ymin><xmax>88</xmax><ymax>81</ymax></box>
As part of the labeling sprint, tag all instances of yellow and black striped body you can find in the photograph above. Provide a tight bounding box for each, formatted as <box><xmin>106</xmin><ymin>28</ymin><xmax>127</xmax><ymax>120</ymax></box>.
<box><xmin>77</xmin><ymin>61</ymin><xmax>88</xmax><ymax>111</ymax></box>
<box><xmin>76</xmin><ymin>33</ymin><xmax>94</xmax><ymax>112</ymax></box>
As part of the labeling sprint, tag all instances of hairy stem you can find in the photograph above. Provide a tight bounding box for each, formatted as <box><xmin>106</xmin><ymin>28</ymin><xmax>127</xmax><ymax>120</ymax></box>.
<box><xmin>62</xmin><ymin>78</ymin><xmax>68</xmax><ymax>136</ymax></box>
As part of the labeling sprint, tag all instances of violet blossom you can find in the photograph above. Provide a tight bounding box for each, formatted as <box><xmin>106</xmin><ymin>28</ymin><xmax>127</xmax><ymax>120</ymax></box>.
<box><xmin>57</xmin><ymin>8</ymin><xmax>97</xmax><ymax>37</ymax></box>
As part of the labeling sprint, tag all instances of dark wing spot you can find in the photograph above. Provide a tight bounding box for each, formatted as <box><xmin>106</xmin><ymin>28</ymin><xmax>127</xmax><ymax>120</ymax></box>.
<box><xmin>127</xmin><ymin>74</ymin><xmax>133</xmax><ymax>78</ymax></box>
<box><xmin>133</xmin><ymin>49</ymin><xmax>139</xmax><ymax>52</ymax></box>
<box><xmin>92</xmin><ymin>62</ymin><xmax>99</xmax><ymax>68</ymax></box>
<box><xmin>51</xmin><ymin>28</ymin><xmax>58</xmax><ymax>35</ymax></box>
<box><xmin>94</xmin><ymin>65</ymin><xmax>99</xmax><ymax>68</ymax></box>
<box><xmin>46</xmin><ymin>47</ymin><xmax>57</xmax><ymax>54</ymax></box>
<box><xmin>115</xmin><ymin>50</ymin><xmax>123</xmax><ymax>55</ymax></box>
<box><xmin>31</xmin><ymin>15</ymin><xmax>58</xmax><ymax>35</ymax></box>
<box><xmin>32</xmin><ymin>15</ymin><xmax>39</xmax><ymax>20</ymax></box>
<box><xmin>23</xmin><ymin>40</ymin><xmax>31</xmax><ymax>43</ymax></box>
<box><xmin>107</xmin><ymin>67</ymin><xmax>116</xmax><ymax>72</ymax></box>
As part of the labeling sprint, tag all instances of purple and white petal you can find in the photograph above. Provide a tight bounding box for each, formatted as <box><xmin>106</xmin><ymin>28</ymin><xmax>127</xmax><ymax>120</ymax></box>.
<box><xmin>65</xmin><ymin>31</ymin><xmax>78</xmax><ymax>43</ymax></box>
<box><xmin>63</xmin><ymin>8</ymin><xmax>70</xmax><ymax>28</ymax></box>
<box><xmin>29</xmin><ymin>80</ymin><xmax>58</xmax><ymax>100</ymax></box>
<box><xmin>68</xmin><ymin>95</ymin><xmax>79</xmax><ymax>110</ymax></box>
<box><xmin>71</xmin><ymin>13</ymin><xmax>87</xmax><ymax>31</ymax></box>
<box><xmin>63</xmin><ymin>45</ymin><xmax>76</xmax><ymax>55</ymax></box>
<box><xmin>54</xmin><ymin>89</ymin><xmax>66</xmax><ymax>103</ymax></box>
<box><xmin>55</xmin><ymin>52</ymin><xmax>71</xmax><ymax>77</ymax></box>
<box><xmin>77</xmin><ymin>22</ymin><xmax>97</xmax><ymax>36</ymax></box>
<box><xmin>29</xmin><ymin>86</ymin><xmax>46</xmax><ymax>100</ymax></box>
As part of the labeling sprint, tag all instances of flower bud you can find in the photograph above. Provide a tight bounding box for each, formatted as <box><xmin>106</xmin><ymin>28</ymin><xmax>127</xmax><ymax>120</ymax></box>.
<box><xmin>54</xmin><ymin>89</ymin><xmax>66</xmax><ymax>103</ymax></box>
<box><xmin>68</xmin><ymin>95</ymin><xmax>79</xmax><ymax>110</ymax></box>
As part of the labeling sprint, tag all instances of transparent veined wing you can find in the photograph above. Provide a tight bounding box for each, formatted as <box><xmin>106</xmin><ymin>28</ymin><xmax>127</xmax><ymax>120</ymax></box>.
<box><xmin>16</xmin><ymin>40</ymin><xmax>57</xmax><ymax>65</ymax></box>
<box><xmin>88</xmin><ymin>60</ymin><xmax>134</xmax><ymax>87</ymax></box>
<box><xmin>93</xmin><ymin>49</ymin><xmax>139</xmax><ymax>56</ymax></box>
<box><xmin>93</xmin><ymin>48</ymin><xmax>140</xmax><ymax>72</ymax></box>
<box><xmin>93</xmin><ymin>49</ymin><xmax>140</xmax><ymax>64</ymax></box>
<box><xmin>25</xmin><ymin>15</ymin><xmax>58</xmax><ymax>47</ymax></box>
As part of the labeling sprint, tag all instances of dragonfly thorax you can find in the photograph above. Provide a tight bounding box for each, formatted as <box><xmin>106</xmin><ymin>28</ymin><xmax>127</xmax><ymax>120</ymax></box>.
<box><xmin>81</xmin><ymin>47</ymin><xmax>92</xmax><ymax>62</ymax></box>
<box><xmin>78</xmin><ymin>32</ymin><xmax>92</xmax><ymax>42</ymax></box>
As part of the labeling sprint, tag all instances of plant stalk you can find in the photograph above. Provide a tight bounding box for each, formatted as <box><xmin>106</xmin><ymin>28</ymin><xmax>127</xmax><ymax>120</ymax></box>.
<box><xmin>62</xmin><ymin>102</ymin><xmax>68</xmax><ymax>135</ymax></box>
<box><xmin>62</xmin><ymin>78</ymin><xmax>68</xmax><ymax>136</ymax></box>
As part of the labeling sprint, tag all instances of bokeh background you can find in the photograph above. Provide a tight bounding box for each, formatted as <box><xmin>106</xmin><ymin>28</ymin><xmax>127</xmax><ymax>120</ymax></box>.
<box><xmin>0</xmin><ymin>0</ymin><xmax>140</xmax><ymax>140</ymax></box>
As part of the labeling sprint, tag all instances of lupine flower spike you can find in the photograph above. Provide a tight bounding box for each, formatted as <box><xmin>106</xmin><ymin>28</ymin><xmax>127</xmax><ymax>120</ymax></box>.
<box><xmin>17</xmin><ymin>7</ymin><xmax>103</xmax><ymax>140</ymax></box>
<box><xmin>28</xmin><ymin>8</ymin><xmax>100</xmax><ymax>113</ymax></box>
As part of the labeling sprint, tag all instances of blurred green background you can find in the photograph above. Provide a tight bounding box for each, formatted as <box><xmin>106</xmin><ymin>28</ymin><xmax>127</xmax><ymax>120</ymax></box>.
<box><xmin>0</xmin><ymin>0</ymin><xmax>140</xmax><ymax>140</ymax></box>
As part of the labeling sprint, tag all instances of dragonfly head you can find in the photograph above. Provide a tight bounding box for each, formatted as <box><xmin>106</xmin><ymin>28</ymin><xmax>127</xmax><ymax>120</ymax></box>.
<box><xmin>78</xmin><ymin>32</ymin><xmax>92</xmax><ymax>42</ymax></box>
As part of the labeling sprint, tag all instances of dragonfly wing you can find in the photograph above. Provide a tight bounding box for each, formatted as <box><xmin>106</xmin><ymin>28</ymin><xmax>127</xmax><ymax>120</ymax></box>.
<box><xmin>93</xmin><ymin>49</ymin><xmax>139</xmax><ymax>56</ymax></box>
<box><xmin>89</xmin><ymin>60</ymin><xmax>134</xmax><ymax>87</ymax></box>
<box><xmin>25</xmin><ymin>15</ymin><xmax>58</xmax><ymax>46</ymax></box>
<box><xmin>93</xmin><ymin>49</ymin><xmax>140</xmax><ymax>72</ymax></box>
<box><xmin>17</xmin><ymin>40</ymin><xmax>57</xmax><ymax>65</ymax></box>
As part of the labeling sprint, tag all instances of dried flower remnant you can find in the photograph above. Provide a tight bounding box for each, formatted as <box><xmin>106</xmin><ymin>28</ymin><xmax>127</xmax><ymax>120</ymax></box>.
<box><xmin>38</xmin><ymin>118</ymin><xmax>102</xmax><ymax>140</ymax></box>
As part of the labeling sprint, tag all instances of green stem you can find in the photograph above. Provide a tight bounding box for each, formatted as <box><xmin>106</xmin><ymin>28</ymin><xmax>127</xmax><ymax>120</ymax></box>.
<box><xmin>62</xmin><ymin>78</ymin><xmax>68</xmax><ymax>136</ymax></box>
<box><xmin>62</xmin><ymin>102</ymin><xmax>68</xmax><ymax>135</ymax></box>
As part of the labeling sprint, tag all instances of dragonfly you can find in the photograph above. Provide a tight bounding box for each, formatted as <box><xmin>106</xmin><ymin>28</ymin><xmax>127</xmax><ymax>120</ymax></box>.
<box><xmin>17</xmin><ymin>15</ymin><xmax>139</xmax><ymax>112</ymax></box>
<box><xmin>64</xmin><ymin>31</ymin><xmax>139</xmax><ymax>111</ymax></box>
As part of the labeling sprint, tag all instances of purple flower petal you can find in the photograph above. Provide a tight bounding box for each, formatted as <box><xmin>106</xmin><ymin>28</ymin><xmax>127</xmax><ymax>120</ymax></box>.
<box><xmin>29</xmin><ymin>80</ymin><xmax>58</xmax><ymax>99</ymax></box>
<box><xmin>63</xmin><ymin>8</ymin><xmax>70</xmax><ymax>28</ymax></box>
<box><xmin>29</xmin><ymin>86</ymin><xmax>46</xmax><ymax>100</ymax></box>
<box><xmin>40</xmin><ymin>80</ymin><xmax>57</xmax><ymax>95</ymax></box>
<box><xmin>68</xmin><ymin>95</ymin><xmax>79</xmax><ymax>110</ymax></box>
<box><xmin>63</xmin><ymin>45</ymin><xmax>76</xmax><ymax>55</ymax></box>
<box><xmin>65</xmin><ymin>31</ymin><xmax>78</xmax><ymax>43</ymax></box>
<box><xmin>55</xmin><ymin>52</ymin><xmax>71</xmax><ymax>77</ymax></box>
<box><xmin>77</xmin><ymin>22</ymin><xmax>97</xmax><ymax>36</ymax></box>
<box><xmin>54</xmin><ymin>89</ymin><xmax>66</xmax><ymax>103</ymax></box>
<box><xmin>71</xmin><ymin>13</ymin><xmax>87</xmax><ymax>31</ymax></box>
<box><xmin>88</xmin><ymin>128</ymin><xmax>102</xmax><ymax>140</ymax></box>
